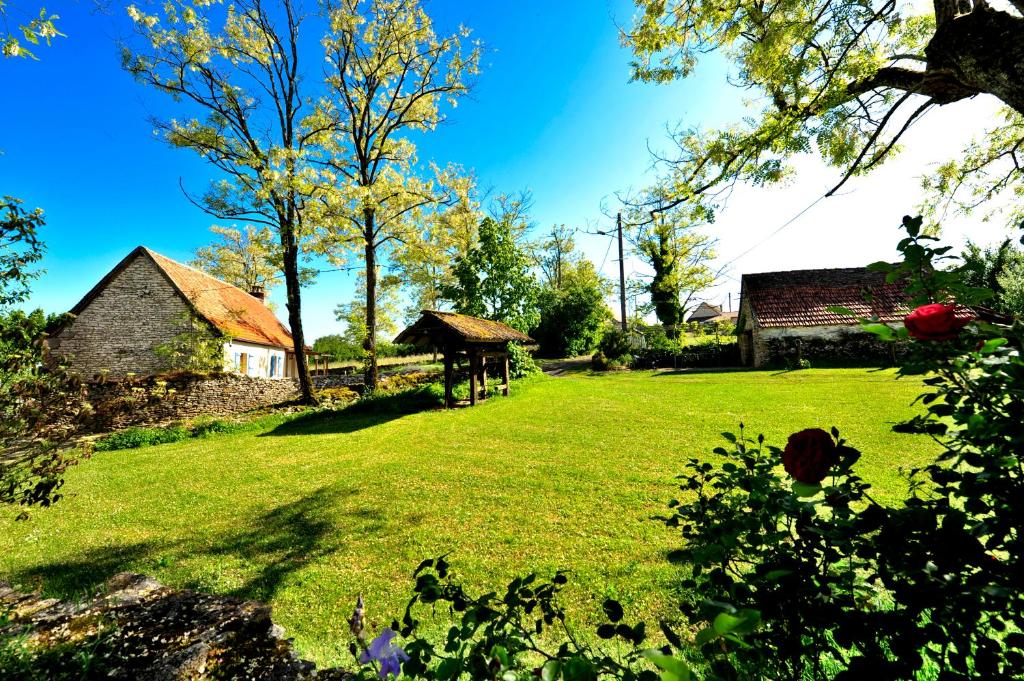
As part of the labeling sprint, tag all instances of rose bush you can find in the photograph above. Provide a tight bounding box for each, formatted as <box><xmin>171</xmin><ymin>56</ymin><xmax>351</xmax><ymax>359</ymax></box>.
<box><xmin>781</xmin><ymin>428</ymin><xmax>838</xmax><ymax>483</ymax></box>
<box><xmin>903</xmin><ymin>303</ymin><xmax>970</xmax><ymax>341</ymax></box>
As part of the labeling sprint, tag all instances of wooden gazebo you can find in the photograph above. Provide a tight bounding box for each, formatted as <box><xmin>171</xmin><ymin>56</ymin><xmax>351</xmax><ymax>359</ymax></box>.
<box><xmin>394</xmin><ymin>311</ymin><xmax>534</xmax><ymax>408</ymax></box>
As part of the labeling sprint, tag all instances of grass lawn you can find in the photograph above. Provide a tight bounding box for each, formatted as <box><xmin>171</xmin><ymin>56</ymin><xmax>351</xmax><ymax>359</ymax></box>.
<box><xmin>0</xmin><ymin>368</ymin><xmax>936</xmax><ymax>667</ymax></box>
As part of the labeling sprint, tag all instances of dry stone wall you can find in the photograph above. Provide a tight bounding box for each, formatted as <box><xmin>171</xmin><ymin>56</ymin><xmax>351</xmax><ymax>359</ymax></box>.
<box><xmin>51</xmin><ymin>254</ymin><xmax>195</xmax><ymax>378</ymax></box>
<box><xmin>86</xmin><ymin>373</ymin><xmax>301</xmax><ymax>432</ymax></box>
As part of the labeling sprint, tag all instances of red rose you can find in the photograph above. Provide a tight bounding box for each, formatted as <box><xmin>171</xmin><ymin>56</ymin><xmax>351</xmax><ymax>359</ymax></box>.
<box><xmin>904</xmin><ymin>303</ymin><xmax>970</xmax><ymax>341</ymax></box>
<box><xmin>782</xmin><ymin>428</ymin><xmax>838</xmax><ymax>484</ymax></box>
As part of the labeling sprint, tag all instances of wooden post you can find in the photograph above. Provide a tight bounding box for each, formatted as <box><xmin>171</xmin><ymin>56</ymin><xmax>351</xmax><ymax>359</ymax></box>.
<box><xmin>469</xmin><ymin>348</ymin><xmax>478</xmax><ymax>407</ymax></box>
<box><xmin>443</xmin><ymin>349</ymin><xmax>454</xmax><ymax>409</ymax></box>
<box><xmin>502</xmin><ymin>352</ymin><xmax>510</xmax><ymax>397</ymax></box>
<box><xmin>480</xmin><ymin>357</ymin><xmax>487</xmax><ymax>400</ymax></box>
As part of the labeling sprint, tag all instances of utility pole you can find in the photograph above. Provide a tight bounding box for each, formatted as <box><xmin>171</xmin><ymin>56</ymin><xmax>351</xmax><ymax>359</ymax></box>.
<box><xmin>617</xmin><ymin>212</ymin><xmax>627</xmax><ymax>332</ymax></box>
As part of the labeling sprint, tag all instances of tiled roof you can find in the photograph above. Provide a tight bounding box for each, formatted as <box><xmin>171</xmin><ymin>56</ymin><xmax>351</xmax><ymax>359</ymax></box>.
<box><xmin>742</xmin><ymin>267</ymin><xmax>910</xmax><ymax>328</ymax></box>
<box><xmin>395</xmin><ymin>310</ymin><xmax>533</xmax><ymax>346</ymax></box>
<box><xmin>144</xmin><ymin>249</ymin><xmax>294</xmax><ymax>348</ymax></box>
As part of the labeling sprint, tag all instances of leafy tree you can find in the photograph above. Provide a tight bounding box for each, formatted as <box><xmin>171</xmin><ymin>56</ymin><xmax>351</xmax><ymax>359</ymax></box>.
<box><xmin>316</xmin><ymin>0</ymin><xmax>480</xmax><ymax>392</ymax></box>
<box><xmin>393</xmin><ymin>178</ymin><xmax>482</xmax><ymax>319</ymax></box>
<box><xmin>0</xmin><ymin>2</ymin><xmax>62</xmax><ymax>58</ymax></box>
<box><xmin>533</xmin><ymin>252</ymin><xmax>612</xmax><ymax>358</ymax></box>
<box><xmin>1</xmin><ymin>206</ymin><xmax>89</xmax><ymax>518</ymax></box>
<box><xmin>629</xmin><ymin>212</ymin><xmax>716</xmax><ymax>337</ymax></box>
<box><xmin>442</xmin><ymin>217</ymin><xmax>541</xmax><ymax>333</ymax></box>
<box><xmin>538</xmin><ymin>224</ymin><xmax>575</xmax><ymax>289</ymax></box>
<box><xmin>0</xmin><ymin>198</ymin><xmax>44</xmax><ymax>306</ymax></box>
<box><xmin>123</xmin><ymin>0</ymin><xmax>322</xmax><ymax>404</ymax></box>
<box><xmin>335</xmin><ymin>272</ymin><xmax>403</xmax><ymax>350</ymax></box>
<box><xmin>624</xmin><ymin>1</ymin><xmax>1024</xmax><ymax>228</ymax></box>
<box><xmin>192</xmin><ymin>225</ymin><xmax>285</xmax><ymax>295</ymax></box>
<box><xmin>959</xmin><ymin>237</ymin><xmax>1024</xmax><ymax>318</ymax></box>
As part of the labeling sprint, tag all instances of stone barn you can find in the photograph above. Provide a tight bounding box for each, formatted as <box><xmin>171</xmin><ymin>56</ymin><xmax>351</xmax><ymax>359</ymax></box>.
<box><xmin>736</xmin><ymin>267</ymin><xmax>909</xmax><ymax>368</ymax></box>
<box><xmin>50</xmin><ymin>246</ymin><xmax>300</xmax><ymax>379</ymax></box>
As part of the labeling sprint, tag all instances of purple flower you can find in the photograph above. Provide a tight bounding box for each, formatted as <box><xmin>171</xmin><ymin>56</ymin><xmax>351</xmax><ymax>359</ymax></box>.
<box><xmin>359</xmin><ymin>627</ymin><xmax>409</xmax><ymax>679</ymax></box>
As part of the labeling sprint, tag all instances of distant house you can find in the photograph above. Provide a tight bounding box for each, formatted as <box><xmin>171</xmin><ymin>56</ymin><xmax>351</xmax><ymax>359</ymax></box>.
<box><xmin>687</xmin><ymin>302</ymin><xmax>723</xmax><ymax>324</ymax></box>
<box><xmin>736</xmin><ymin>267</ymin><xmax>908</xmax><ymax>368</ymax></box>
<box><xmin>50</xmin><ymin>246</ymin><xmax>298</xmax><ymax>379</ymax></box>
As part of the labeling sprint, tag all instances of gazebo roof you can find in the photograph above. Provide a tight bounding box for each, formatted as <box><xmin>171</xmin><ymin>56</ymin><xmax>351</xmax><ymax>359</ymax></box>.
<box><xmin>395</xmin><ymin>310</ymin><xmax>533</xmax><ymax>347</ymax></box>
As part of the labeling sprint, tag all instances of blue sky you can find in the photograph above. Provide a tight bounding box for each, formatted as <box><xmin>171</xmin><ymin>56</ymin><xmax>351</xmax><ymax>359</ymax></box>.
<box><xmin>1</xmin><ymin>0</ymin><xmax>1011</xmax><ymax>339</ymax></box>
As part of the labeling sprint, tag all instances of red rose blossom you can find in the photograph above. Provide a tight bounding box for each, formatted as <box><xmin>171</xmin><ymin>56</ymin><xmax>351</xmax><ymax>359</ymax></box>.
<box><xmin>904</xmin><ymin>303</ymin><xmax>970</xmax><ymax>341</ymax></box>
<box><xmin>782</xmin><ymin>428</ymin><xmax>838</xmax><ymax>484</ymax></box>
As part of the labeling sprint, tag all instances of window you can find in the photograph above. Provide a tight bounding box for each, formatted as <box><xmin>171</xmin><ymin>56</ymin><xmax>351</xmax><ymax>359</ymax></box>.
<box><xmin>233</xmin><ymin>353</ymin><xmax>241</xmax><ymax>371</ymax></box>
<box><xmin>269</xmin><ymin>355</ymin><xmax>277</xmax><ymax>378</ymax></box>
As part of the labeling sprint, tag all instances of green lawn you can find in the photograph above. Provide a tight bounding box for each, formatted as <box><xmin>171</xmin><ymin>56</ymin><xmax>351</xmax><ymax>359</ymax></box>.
<box><xmin>0</xmin><ymin>368</ymin><xmax>936</xmax><ymax>666</ymax></box>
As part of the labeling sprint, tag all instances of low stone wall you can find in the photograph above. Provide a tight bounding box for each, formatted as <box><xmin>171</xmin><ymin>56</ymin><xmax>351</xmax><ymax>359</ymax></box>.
<box><xmin>755</xmin><ymin>325</ymin><xmax>908</xmax><ymax>368</ymax></box>
<box><xmin>0</xmin><ymin>573</ymin><xmax>348</xmax><ymax>679</ymax></box>
<box><xmin>85</xmin><ymin>373</ymin><xmax>301</xmax><ymax>432</ymax></box>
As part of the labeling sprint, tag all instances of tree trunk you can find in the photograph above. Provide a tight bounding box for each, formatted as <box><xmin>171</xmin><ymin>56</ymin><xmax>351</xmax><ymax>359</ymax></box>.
<box><xmin>363</xmin><ymin>208</ymin><xmax>379</xmax><ymax>392</ymax></box>
<box><xmin>281</xmin><ymin>222</ymin><xmax>317</xmax><ymax>404</ymax></box>
<box><xmin>926</xmin><ymin>4</ymin><xmax>1024</xmax><ymax>115</ymax></box>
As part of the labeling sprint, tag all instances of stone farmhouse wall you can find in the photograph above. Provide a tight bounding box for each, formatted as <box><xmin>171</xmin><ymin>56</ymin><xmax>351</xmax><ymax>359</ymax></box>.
<box><xmin>751</xmin><ymin>324</ymin><xmax>908</xmax><ymax>368</ymax></box>
<box><xmin>86</xmin><ymin>373</ymin><xmax>301</xmax><ymax>432</ymax></box>
<box><xmin>51</xmin><ymin>255</ymin><xmax>195</xmax><ymax>378</ymax></box>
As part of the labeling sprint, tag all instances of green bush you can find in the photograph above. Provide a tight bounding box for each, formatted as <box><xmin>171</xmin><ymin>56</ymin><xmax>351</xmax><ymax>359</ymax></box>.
<box><xmin>93</xmin><ymin>425</ymin><xmax>190</xmax><ymax>451</ymax></box>
<box><xmin>506</xmin><ymin>342</ymin><xmax>540</xmax><ymax>379</ymax></box>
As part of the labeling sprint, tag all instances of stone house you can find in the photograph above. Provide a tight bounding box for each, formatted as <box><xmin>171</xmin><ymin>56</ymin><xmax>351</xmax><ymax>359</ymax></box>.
<box><xmin>736</xmin><ymin>267</ymin><xmax>908</xmax><ymax>368</ymax></box>
<box><xmin>50</xmin><ymin>246</ymin><xmax>299</xmax><ymax>379</ymax></box>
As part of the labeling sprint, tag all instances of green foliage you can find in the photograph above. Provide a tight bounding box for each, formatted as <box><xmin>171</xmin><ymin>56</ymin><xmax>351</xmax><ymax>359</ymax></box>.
<box><xmin>0</xmin><ymin>197</ymin><xmax>45</xmax><ymax>307</ymax></box>
<box><xmin>631</xmin><ymin>215</ymin><xmax>716</xmax><ymax>337</ymax></box>
<box><xmin>506</xmin><ymin>342</ymin><xmax>539</xmax><ymax>379</ymax></box>
<box><xmin>0</xmin><ymin>3</ymin><xmax>63</xmax><ymax>59</ymax></box>
<box><xmin>534</xmin><ymin>260</ymin><xmax>612</xmax><ymax>358</ymax></box>
<box><xmin>93</xmin><ymin>426</ymin><xmax>191</xmax><ymax>452</ymax></box>
<box><xmin>347</xmin><ymin>557</ymin><xmax>674</xmax><ymax>681</ymax></box>
<box><xmin>93</xmin><ymin>417</ymin><xmax>269</xmax><ymax>452</ymax></box>
<box><xmin>1</xmin><ymin>206</ymin><xmax>90</xmax><ymax>517</ymax></box>
<box><xmin>152</xmin><ymin>312</ymin><xmax>224</xmax><ymax>373</ymax></box>
<box><xmin>442</xmin><ymin>217</ymin><xmax>541</xmax><ymax>333</ymax></box>
<box><xmin>623</xmin><ymin>1</ymin><xmax>1024</xmax><ymax>230</ymax></box>
<box><xmin>957</xmin><ymin>237</ymin><xmax>1024</xmax><ymax>319</ymax></box>
<box><xmin>335</xmin><ymin>273</ymin><xmax>404</xmax><ymax>350</ymax></box>
<box><xmin>312</xmin><ymin>334</ymin><xmax>417</xmax><ymax>362</ymax></box>
<box><xmin>661</xmin><ymin>217</ymin><xmax>1024</xmax><ymax>679</ymax></box>
<box><xmin>191</xmin><ymin>225</ymin><xmax>316</xmax><ymax>308</ymax></box>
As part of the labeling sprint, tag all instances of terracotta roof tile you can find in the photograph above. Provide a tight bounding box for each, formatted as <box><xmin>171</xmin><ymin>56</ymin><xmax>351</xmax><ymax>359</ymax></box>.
<box><xmin>144</xmin><ymin>249</ymin><xmax>294</xmax><ymax>348</ymax></box>
<box><xmin>742</xmin><ymin>267</ymin><xmax>910</xmax><ymax>328</ymax></box>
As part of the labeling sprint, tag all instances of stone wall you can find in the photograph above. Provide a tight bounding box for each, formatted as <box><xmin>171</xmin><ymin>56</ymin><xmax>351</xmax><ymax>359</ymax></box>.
<box><xmin>752</xmin><ymin>325</ymin><xmax>907</xmax><ymax>368</ymax></box>
<box><xmin>51</xmin><ymin>253</ymin><xmax>195</xmax><ymax>378</ymax></box>
<box><xmin>86</xmin><ymin>373</ymin><xmax>301</xmax><ymax>432</ymax></box>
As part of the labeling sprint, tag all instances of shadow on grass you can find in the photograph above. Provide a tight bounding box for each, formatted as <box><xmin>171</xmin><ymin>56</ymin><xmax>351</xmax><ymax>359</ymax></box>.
<box><xmin>649</xmin><ymin>366</ymin><xmax>752</xmax><ymax>377</ymax></box>
<box><xmin>262</xmin><ymin>387</ymin><xmax>445</xmax><ymax>437</ymax></box>
<box><xmin>7</xmin><ymin>486</ymin><xmax>359</xmax><ymax>605</ymax></box>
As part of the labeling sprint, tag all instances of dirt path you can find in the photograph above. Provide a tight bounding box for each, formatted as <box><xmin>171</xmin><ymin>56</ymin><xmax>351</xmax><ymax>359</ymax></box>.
<box><xmin>541</xmin><ymin>357</ymin><xmax>592</xmax><ymax>376</ymax></box>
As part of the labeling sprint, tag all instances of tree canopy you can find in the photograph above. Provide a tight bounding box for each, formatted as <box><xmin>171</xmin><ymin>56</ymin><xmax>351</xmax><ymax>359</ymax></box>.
<box><xmin>442</xmin><ymin>216</ymin><xmax>540</xmax><ymax>334</ymax></box>
<box><xmin>625</xmin><ymin>0</ymin><xmax>1024</xmax><ymax>229</ymax></box>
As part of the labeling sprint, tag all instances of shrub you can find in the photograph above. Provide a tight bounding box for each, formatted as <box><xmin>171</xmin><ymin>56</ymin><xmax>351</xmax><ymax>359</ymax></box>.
<box><xmin>93</xmin><ymin>425</ymin><xmax>190</xmax><ymax>451</ymax></box>
<box><xmin>653</xmin><ymin>216</ymin><xmax>1024</xmax><ymax>679</ymax></box>
<box><xmin>318</xmin><ymin>387</ymin><xmax>360</xmax><ymax>405</ymax></box>
<box><xmin>506</xmin><ymin>343</ymin><xmax>539</xmax><ymax>379</ymax></box>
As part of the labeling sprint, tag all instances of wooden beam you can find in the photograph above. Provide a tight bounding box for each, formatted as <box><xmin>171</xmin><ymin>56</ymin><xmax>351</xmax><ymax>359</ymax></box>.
<box><xmin>502</xmin><ymin>353</ymin><xmax>510</xmax><ymax>397</ymax></box>
<box><xmin>480</xmin><ymin>357</ymin><xmax>487</xmax><ymax>400</ymax></box>
<box><xmin>443</xmin><ymin>349</ymin><xmax>454</xmax><ymax>409</ymax></box>
<box><xmin>469</xmin><ymin>349</ymin><xmax>478</xmax><ymax>407</ymax></box>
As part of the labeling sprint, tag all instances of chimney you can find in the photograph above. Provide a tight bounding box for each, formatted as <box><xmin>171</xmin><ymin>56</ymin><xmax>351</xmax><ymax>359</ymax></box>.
<box><xmin>249</xmin><ymin>285</ymin><xmax>267</xmax><ymax>302</ymax></box>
